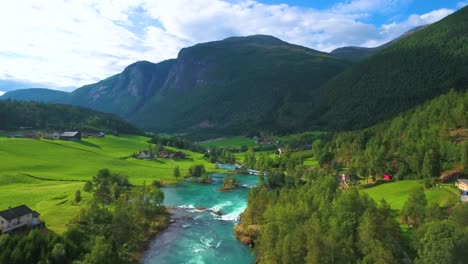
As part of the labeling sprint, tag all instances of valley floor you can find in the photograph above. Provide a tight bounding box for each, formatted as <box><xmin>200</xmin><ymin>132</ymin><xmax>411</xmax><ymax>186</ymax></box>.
<box><xmin>0</xmin><ymin>135</ymin><xmax>217</xmax><ymax>233</ymax></box>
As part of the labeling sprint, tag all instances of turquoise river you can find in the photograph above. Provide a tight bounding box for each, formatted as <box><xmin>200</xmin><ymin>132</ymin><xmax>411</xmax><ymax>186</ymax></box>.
<box><xmin>142</xmin><ymin>172</ymin><xmax>257</xmax><ymax>264</ymax></box>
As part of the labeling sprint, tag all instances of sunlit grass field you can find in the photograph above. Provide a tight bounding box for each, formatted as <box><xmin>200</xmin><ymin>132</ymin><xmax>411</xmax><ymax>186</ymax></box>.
<box><xmin>0</xmin><ymin>135</ymin><xmax>218</xmax><ymax>233</ymax></box>
<box><xmin>361</xmin><ymin>180</ymin><xmax>459</xmax><ymax>210</ymax></box>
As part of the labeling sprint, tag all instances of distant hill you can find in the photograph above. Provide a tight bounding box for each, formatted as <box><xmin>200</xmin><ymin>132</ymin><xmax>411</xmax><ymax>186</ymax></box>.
<box><xmin>0</xmin><ymin>100</ymin><xmax>141</xmax><ymax>134</ymax></box>
<box><xmin>310</xmin><ymin>7</ymin><xmax>468</xmax><ymax>130</ymax></box>
<box><xmin>330</xmin><ymin>25</ymin><xmax>428</xmax><ymax>61</ymax></box>
<box><xmin>1</xmin><ymin>88</ymin><xmax>69</xmax><ymax>103</ymax></box>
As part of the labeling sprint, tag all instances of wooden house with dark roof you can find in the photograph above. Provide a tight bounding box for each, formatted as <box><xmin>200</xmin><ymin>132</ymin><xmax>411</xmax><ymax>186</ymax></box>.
<box><xmin>59</xmin><ymin>131</ymin><xmax>81</xmax><ymax>141</ymax></box>
<box><xmin>0</xmin><ymin>205</ymin><xmax>42</xmax><ymax>233</ymax></box>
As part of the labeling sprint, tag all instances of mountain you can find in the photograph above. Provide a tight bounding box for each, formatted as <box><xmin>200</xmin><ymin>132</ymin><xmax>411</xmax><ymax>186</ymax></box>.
<box><xmin>63</xmin><ymin>35</ymin><xmax>351</xmax><ymax>134</ymax></box>
<box><xmin>0</xmin><ymin>100</ymin><xmax>141</xmax><ymax>134</ymax></box>
<box><xmin>131</xmin><ymin>35</ymin><xmax>351</xmax><ymax>133</ymax></box>
<box><xmin>330</xmin><ymin>25</ymin><xmax>428</xmax><ymax>61</ymax></box>
<box><xmin>64</xmin><ymin>60</ymin><xmax>175</xmax><ymax>118</ymax></box>
<box><xmin>1</xmin><ymin>88</ymin><xmax>69</xmax><ymax>102</ymax></box>
<box><xmin>310</xmin><ymin>7</ymin><xmax>468</xmax><ymax>130</ymax></box>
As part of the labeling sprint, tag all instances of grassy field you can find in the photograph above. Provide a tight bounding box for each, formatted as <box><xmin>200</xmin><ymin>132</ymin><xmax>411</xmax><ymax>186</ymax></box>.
<box><xmin>0</xmin><ymin>135</ymin><xmax>217</xmax><ymax>183</ymax></box>
<box><xmin>0</xmin><ymin>135</ymin><xmax>217</xmax><ymax>233</ymax></box>
<box><xmin>361</xmin><ymin>180</ymin><xmax>459</xmax><ymax>210</ymax></box>
<box><xmin>199</xmin><ymin>136</ymin><xmax>257</xmax><ymax>148</ymax></box>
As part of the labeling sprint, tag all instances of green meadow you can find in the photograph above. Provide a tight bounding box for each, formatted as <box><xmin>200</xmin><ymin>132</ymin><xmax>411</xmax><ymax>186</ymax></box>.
<box><xmin>0</xmin><ymin>135</ymin><xmax>217</xmax><ymax>233</ymax></box>
<box><xmin>361</xmin><ymin>180</ymin><xmax>459</xmax><ymax>210</ymax></box>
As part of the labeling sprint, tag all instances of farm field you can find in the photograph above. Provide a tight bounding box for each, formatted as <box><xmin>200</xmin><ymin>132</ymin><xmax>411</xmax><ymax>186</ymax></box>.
<box><xmin>0</xmin><ymin>135</ymin><xmax>218</xmax><ymax>233</ymax></box>
<box><xmin>0</xmin><ymin>135</ymin><xmax>217</xmax><ymax>183</ymax></box>
<box><xmin>361</xmin><ymin>180</ymin><xmax>459</xmax><ymax>210</ymax></box>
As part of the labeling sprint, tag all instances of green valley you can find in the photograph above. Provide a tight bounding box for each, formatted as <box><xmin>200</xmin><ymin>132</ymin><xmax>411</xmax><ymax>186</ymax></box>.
<box><xmin>1</xmin><ymin>3</ymin><xmax>467</xmax><ymax>264</ymax></box>
<box><xmin>0</xmin><ymin>135</ymin><xmax>216</xmax><ymax>233</ymax></box>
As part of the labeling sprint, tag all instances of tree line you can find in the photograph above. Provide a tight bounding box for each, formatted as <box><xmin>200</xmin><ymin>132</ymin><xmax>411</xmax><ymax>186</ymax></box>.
<box><xmin>0</xmin><ymin>100</ymin><xmax>142</xmax><ymax>134</ymax></box>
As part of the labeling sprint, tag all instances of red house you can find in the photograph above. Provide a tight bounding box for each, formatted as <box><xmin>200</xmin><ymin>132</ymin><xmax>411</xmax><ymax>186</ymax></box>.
<box><xmin>383</xmin><ymin>174</ymin><xmax>391</xmax><ymax>181</ymax></box>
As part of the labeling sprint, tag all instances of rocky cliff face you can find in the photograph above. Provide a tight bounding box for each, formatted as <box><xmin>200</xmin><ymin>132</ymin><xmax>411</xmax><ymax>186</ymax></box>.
<box><xmin>64</xmin><ymin>60</ymin><xmax>175</xmax><ymax>117</ymax></box>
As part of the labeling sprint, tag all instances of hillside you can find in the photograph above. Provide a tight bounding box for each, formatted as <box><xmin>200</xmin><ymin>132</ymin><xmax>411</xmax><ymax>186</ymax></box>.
<box><xmin>0</xmin><ymin>100</ymin><xmax>141</xmax><ymax>134</ymax></box>
<box><xmin>1</xmin><ymin>88</ymin><xmax>69</xmax><ymax>102</ymax></box>
<box><xmin>310</xmin><ymin>7</ymin><xmax>468</xmax><ymax>130</ymax></box>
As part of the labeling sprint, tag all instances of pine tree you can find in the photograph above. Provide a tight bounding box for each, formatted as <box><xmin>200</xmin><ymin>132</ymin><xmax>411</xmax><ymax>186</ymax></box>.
<box><xmin>75</xmin><ymin>190</ymin><xmax>82</xmax><ymax>204</ymax></box>
<box><xmin>173</xmin><ymin>166</ymin><xmax>181</xmax><ymax>178</ymax></box>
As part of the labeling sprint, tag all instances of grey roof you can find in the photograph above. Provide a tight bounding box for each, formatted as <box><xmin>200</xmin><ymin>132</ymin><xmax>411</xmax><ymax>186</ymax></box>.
<box><xmin>458</xmin><ymin>179</ymin><xmax>468</xmax><ymax>184</ymax></box>
<box><xmin>0</xmin><ymin>205</ymin><xmax>34</xmax><ymax>221</ymax></box>
<box><xmin>61</xmin><ymin>131</ymin><xmax>79</xmax><ymax>137</ymax></box>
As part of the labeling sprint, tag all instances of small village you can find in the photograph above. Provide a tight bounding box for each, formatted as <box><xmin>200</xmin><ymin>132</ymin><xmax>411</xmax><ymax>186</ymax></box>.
<box><xmin>5</xmin><ymin>129</ymin><xmax>104</xmax><ymax>141</ymax></box>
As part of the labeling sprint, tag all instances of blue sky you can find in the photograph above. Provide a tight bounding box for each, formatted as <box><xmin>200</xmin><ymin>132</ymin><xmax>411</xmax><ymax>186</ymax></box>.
<box><xmin>0</xmin><ymin>0</ymin><xmax>466</xmax><ymax>91</ymax></box>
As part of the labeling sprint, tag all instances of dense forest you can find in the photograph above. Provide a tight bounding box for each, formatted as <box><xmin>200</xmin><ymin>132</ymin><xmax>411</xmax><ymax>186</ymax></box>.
<box><xmin>238</xmin><ymin>178</ymin><xmax>468</xmax><ymax>263</ymax></box>
<box><xmin>237</xmin><ymin>90</ymin><xmax>468</xmax><ymax>263</ymax></box>
<box><xmin>324</xmin><ymin>89</ymin><xmax>467</xmax><ymax>183</ymax></box>
<box><xmin>0</xmin><ymin>169</ymin><xmax>168</xmax><ymax>264</ymax></box>
<box><xmin>0</xmin><ymin>100</ymin><xmax>141</xmax><ymax>134</ymax></box>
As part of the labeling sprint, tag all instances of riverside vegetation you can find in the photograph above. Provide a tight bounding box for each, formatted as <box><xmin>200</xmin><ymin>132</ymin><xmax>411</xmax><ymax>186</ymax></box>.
<box><xmin>235</xmin><ymin>90</ymin><xmax>468</xmax><ymax>263</ymax></box>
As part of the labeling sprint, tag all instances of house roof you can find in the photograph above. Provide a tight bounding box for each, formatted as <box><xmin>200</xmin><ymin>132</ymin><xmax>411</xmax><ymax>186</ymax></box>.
<box><xmin>0</xmin><ymin>205</ymin><xmax>34</xmax><ymax>221</ymax></box>
<box><xmin>61</xmin><ymin>131</ymin><xmax>79</xmax><ymax>137</ymax></box>
<box><xmin>458</xmin><ymin>179</ymin><xmax>468</xmax><ymax>184</ymax></box>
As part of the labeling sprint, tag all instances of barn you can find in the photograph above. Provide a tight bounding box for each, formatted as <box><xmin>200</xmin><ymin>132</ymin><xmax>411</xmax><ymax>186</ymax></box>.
<box><xmin>59</xmin><ymin>131</ymin><xmax>81</xmax><ymax>141</ymax></box>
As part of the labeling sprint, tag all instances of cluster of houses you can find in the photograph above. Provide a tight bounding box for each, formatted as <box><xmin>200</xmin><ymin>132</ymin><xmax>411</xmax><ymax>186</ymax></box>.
<box><xmin>137</xmin><ymin>149</ymin><xmax>186</xmax><ymax>160</ymax></box>
<box><xmin>457</xmin><ymin>179</ymin><xmax>468</xmax><ymax>202</ymax></box>
<box><xmin>0</xmin><ymin>205</ymin><xmax>43</xmax><ymax>233</ymax></box>
<box><xmin>9</xmin><ymin>130</ymin><xmax>105</xmax><ymax>141</ymax></box>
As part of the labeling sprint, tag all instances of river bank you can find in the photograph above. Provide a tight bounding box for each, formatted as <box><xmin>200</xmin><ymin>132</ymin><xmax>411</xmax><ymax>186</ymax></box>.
<box><xmin>142</xmin><ymin>173</ymin><xmax>256</xmax><ymax>264</ymax></box>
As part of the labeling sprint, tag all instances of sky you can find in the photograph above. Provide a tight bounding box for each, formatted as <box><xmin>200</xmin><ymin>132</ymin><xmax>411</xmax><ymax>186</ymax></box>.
<box><xmin>0</xmin><ymin>0</ymin><xmax>466</xmax><ymax>93</ymax></box>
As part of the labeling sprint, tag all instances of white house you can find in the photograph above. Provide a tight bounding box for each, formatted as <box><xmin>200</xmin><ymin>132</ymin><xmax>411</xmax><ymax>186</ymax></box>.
<box><xmin>457</xmin><ymin>179</ymin><xmax>468</xmax><ymax>202</ymax></box>
<box><xmin>138</xmin><ymin>150</ymin><xmax>151</xmax><ymax>159</ymax></box>
<box><xmin>0</xmin><ymin>205</ymin><xmax>41</xmax><ymax>233</ymax></box>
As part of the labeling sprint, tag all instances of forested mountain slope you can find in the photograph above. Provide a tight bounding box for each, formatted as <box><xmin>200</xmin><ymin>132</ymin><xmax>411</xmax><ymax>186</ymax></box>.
<box><xmin>310</xmin><ymin>7</ymin><xmax>468</xmax><ymax>130</ymax></box>
<box><xmin>0</xmin><ymin>100</ymin><xmax>141</xmax><ymax>134</ymax></box>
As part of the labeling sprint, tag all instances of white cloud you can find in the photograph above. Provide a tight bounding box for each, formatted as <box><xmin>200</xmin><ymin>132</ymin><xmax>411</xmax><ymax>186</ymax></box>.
<box><xmin>378</xmin><ymin>8</ymin><xmax>454</xmax><ymax>44</ymax></box>
<box><xmin>0</xmin><ymin>91</ymin><xmax>5</xmax><ymax>96</ymax></box>
<box><xmin>0</xmin><ymin>0</ymin><xmax>459</xmax><ymax>89</ymax></box>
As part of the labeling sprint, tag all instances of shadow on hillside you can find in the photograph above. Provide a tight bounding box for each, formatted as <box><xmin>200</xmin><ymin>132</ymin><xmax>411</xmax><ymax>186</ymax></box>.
<box><xmin>76</xmin><ymin>140</ymin><xmax>101</xmax><ymax>149</ymax></box>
